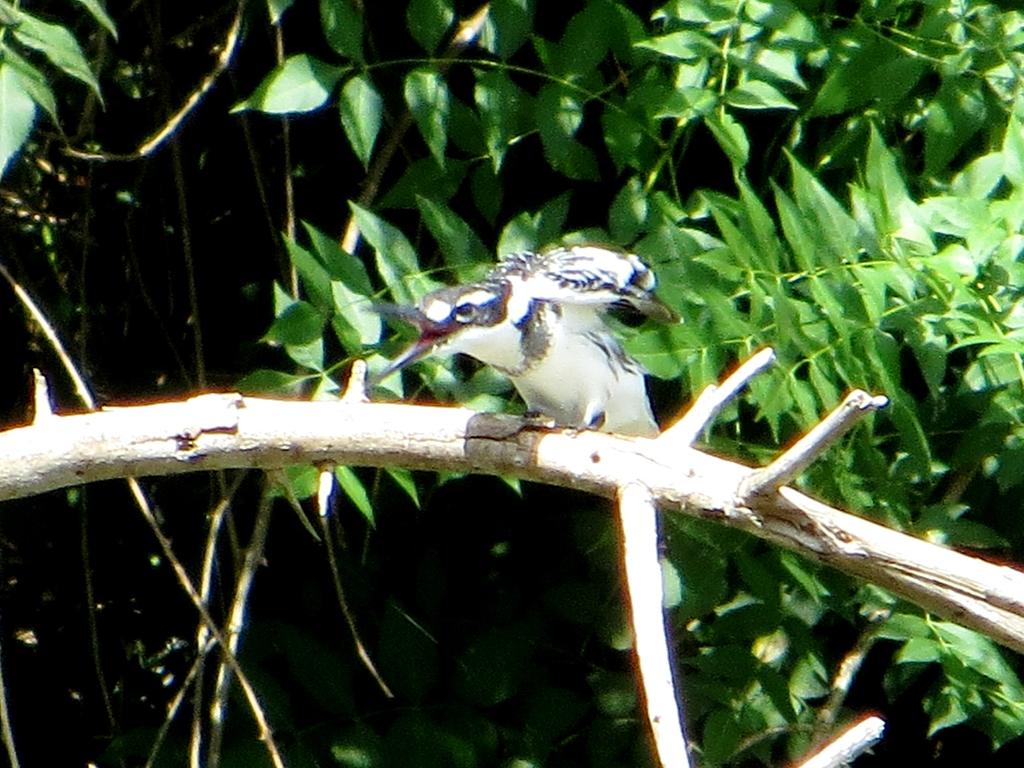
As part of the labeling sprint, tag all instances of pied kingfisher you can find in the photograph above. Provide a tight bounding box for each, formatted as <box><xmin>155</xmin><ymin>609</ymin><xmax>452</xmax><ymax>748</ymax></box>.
<box><xmin>375</xmin><ymin>245</ymin><xmax>677</xmax><ymax>437</ymax></box>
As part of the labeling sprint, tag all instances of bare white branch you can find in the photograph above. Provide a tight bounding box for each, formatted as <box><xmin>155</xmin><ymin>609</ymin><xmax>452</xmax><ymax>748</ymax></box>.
<box><xmin>738</xmin><ymin>389</ymin><xmax>889</xmax><ymax>500</ymax></box>
<box><xmin>662</xmin><ymin>347</ymin><xmax>776</xmax><ymax>446</ymax></box>
<box><xmin>618</xmin><ymin>482</ymin><xmax>691</xmax><ymax>768</ymax></box>
<box><xmin>2</xmin><ymin>393</ymin><xmax>1024</xmax><ymax>654</ymax></box>
<box><xmin>795</xmin><ymin>715</ymin><xmax>885</xmax><ymax>768</ymax></box>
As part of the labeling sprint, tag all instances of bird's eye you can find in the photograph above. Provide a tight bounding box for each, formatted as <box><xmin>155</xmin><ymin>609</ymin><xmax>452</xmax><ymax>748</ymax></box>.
<box><xmin>454</xmin><ymin>303</ymin><xmax>477</xmax><ymax>322</ymax></box>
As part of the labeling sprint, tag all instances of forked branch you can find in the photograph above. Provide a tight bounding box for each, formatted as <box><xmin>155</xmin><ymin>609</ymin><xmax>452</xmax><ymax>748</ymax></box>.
<box><xmin>1</xmin><ymin>354</ymin><xmax>1024</xmax><ymax>661</ymax></box>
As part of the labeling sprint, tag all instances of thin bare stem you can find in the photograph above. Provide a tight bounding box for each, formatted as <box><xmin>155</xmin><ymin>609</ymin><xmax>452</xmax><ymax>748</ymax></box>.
<box><xmin>207</xmin><ymin>482</ymin><xmax>275</xmax><ymax>768</ymax></box>
<box><xmin>738</xmin><ymin>390</ymin><xmax>889</xmax><ymax>500</ymax></box>
<box><xmin>146</xmin><ymin>641</ymin><xmax>212</xmax><ymax>768</ymax></box>
<box><xmin>1</xmin><ymin>261</ymin><xmax>283</xmax><ymax>767</ymax></box>
<box><xmin>318</xmin><ymin>468</ymin><xmax>394</xmax><ymax>697</ymax></box>
<box><xmin>339</xmin><ymin>3</ymin><xmax>491</xmax><ymax>255</ymax></box>
<box><xmin>190</xmin><ymin>477</ymin><xmax>246</xmax><ymax>768</ymax></box>
<box><xmin>81</xmin><ymin>502</ymin><xmax>117</xmax><ymax>731</ymax></box>
<box><xmin>128</xmin><ymin>481</ymin><xmax>285</xmax><ymax>768</ymax></box>
<box><xmin>0</xmin><ymin>261</ymin><xmax>97</xmax><ymax>409</ymax></box>
<box><xmin>0</xmin><ymin>618</ymin><xmax>21</xmax><ymax>768</ymax></box>
<box><xmin>618</xmin><ymin>482</ymin><xmax>691</xmax><ymax>768</ymax></box>
<box><xmin>64</xmin><ymin>1</ymin><xmax>247</xmax><ymax>162</ymax></box>
<box><xmin>815</xmin><ymin>617</ymin><xmax>888</xmax><ymax>737</ymax></box>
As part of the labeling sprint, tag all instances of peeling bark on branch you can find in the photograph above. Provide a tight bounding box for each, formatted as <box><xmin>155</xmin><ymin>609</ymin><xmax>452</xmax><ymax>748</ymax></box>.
<box><xmin>2</xmin><ymin>388</ymin><xmax>1024</xmax><ymax>655</ymax></box>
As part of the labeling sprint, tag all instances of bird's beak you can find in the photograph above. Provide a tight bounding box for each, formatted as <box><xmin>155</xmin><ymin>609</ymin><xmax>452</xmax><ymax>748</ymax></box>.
<box><xmin>372</xmin><ymin>302</ymin><xmax>449</xmax><ymax>382</ymax></box>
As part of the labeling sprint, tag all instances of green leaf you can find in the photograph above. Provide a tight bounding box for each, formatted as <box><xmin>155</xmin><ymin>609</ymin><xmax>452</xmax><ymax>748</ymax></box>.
<box><xmin>0</xmin><ymin>63</ymin><xmax>38</xmax><ymax>179</ymax></box>
<box><xmin>456</xmin><ymin>622</ymin><xmax>539</xmax><ymax>706</ymax></box>
<box><xmin>237</xmin><ymin>367</ymin><xmax>310</xmax><ymax>394</ymax></box>
<box><xmin>725</xmin><ymin>80</ymin><xmax>796</xmax><ymax>110</ymax></box>
<box><xmin>275</xmin><ymin>622</ymin><xmax>355</xmax><ymax>715</ymax></box>
<box><xmin>474</xmin><ymin>69</ymin><xmax>528</xmax><ymax>170</ymax></box>
<box><xmin>335</xmin><ymin>465</ymin><xmax>374</xmax><ymax>524</ymax></box>
<box><xmin>286</xmin><ymin>239</ymin><xmax>334</xmax><ymax>312</ymax></box>
<box><xmin>470</xmin><ymin>163</ymin><xmax>502</xmax><ymax>223</ymax></box>
<box><xmin>924</xmin><ymin>77</ymin><xmax>987</xmax><ymax>177</ymax></box>
<box><xmin>385</xmin><ymin>467</ymin><xmax>420</xmax><ymax>508</ymax></box>
<box><xmin>876</xmin><ymin>612</ymin><xmax>930</xmax><ymax>641</ymax></box>
<box><xmin>809</xmin><ymin>36</ymin><xmax>925</xmax><ymax>117</ymax></box>
<box><xmin>701</xmin><ymin>709</ymin><xmax>744</xmax><ymax>764</ymax></box>
<box><xmin>896</xmin><ymin>637</ymin><xmax>941</xmax><ymax>664</ymax></box>
<box><xmin>265</xmin><ymin>300</ymin><xmax>325</xmax><ymax>346</ymax></box>
<box><xmin>338</xmin><ymin>74</ymin><xmax>382</xmax><ymax>168</ymax></box>
<box><xmin>704</xmin><ymin>111</ymin><xmax>749</xmax><ymax>170</ymax></box>
<box><xmin>321</xmin><ymin>0</ymin><xmax>363</xmax><ymax>61</ymax></box>
<box><xmin>634</xmin><ymin>29</ymin><xmax>717</xmax><ymax>61</ymax></box>
<box><xmin>934</xmin><ymin>622</ymin><xmax>1021</xmax><ymax>689</ymax></box>
<box><xmin>729</xmin><ymin>43</ymin><xmax>806</xmax><ymax>89</ymax></box>
<box><xmin>286</xmin><ymin>337</ymin><xmax>324</xmax><ymax>371</ymax></box>
<box><xmin>377</xmin><ymin>600</ymin><xmax>439</xmax><ymax>702</ymax></box>
<box><xmin>406</xmin><ymin>0</ymin><xmax>454</xmax><ymax>53</ymax></box>
<box><xmin>233</xmin><ymin>54</ymin><xmax>344</xmax><ymax>114</ymax></box>
<box><xmin>786</xmin><ymin>151</ymin><xmax>860</xmax><ymax>263</ymax></box>
<box><xmin>1002</xmin><ymin>116</ymin><xmax>1024</xmax><ymax>190</ymax></box>
<box><xmin>379</xmin><ymin>157</ymin><xmax>468</xmax><ymax>208</ymax></box>
<box><xmin>404</xmin><ymin>68</ymin><xmax>450</xmax><ymax>165</ymax></box>
<box><xmin>602</xmin><ymin>105</ymin><xmax>655</xmax><ymax>172</ymax></box>
<box><xmin>496</xmin><ymin>193</ymin><xmax>571</xmax><ymax>256</ymax></box>
<box><xmin>302</xmin><ymin>221</ymin><xmax>374</xmax><ymax>294</ymax></box>
<box><xmin>350</xmin><ymin>204</ymin><xmax>427</xmax><ymax>303</ymax></box>
<box><xmin>12</xmin><ymin>9</ymin><xmax>102</xmax><ymax>99</ymax></box>
<box><xmin>535</xmin><ymin>83</ymin><xmax>597</xmax><ymax>180</ymax></box>
<box><xmin>481</xmin><ymin>0</ymin><xmax>534</xmax><ymax>59</ymax></box>
<box><xmin>331</xmin><ymin>281</ymin><xmax>380</xmax><ymax>349</ymax></box>
<box><xmin>609</xmin><ymin>177</ymin><xmax>648</xmax><ymax>243</ymax></box>
<box><xmin>1</xmin><ymin>48</ymin><xmax>57</xmax><ymax>124</ymax></box>
<box><xmin>865</xmin><ymin>125</ymin><xmax>930</xmax><ymax>247</ymax></box>
<box><xmin>73</xmin><ymin>0</ymin><xmax>118</xmax><ymax>39</ymax></box>
<box><xmin>926</xmin><ymin>691</ymin><xmax>969</xmax><ymax>736</ymax></box>
<box><xmin>417</xmin><ymin>196</ymin><xmax>490</xmax><ymax>273</ymax></box>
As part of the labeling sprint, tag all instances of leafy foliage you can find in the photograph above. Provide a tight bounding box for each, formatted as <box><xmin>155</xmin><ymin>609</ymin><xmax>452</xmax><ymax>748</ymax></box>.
<box><xmin>2</xmin><ymin>0</ymin><xmax>1024</xmax><ymax>765</ymax></box>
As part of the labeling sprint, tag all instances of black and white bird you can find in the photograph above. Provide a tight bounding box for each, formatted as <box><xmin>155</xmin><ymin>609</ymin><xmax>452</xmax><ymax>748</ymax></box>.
<box><xmin>375</xmin><ymin>245</ymin><xmax>678</xmax><ymax>437</ymax></box>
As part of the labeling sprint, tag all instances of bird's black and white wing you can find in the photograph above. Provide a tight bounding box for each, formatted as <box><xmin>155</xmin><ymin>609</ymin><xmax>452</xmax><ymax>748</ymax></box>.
<box><xmin>494</xmin><ymin>245</ymin><xmax>678</xmax><ymax>322</ymax></box>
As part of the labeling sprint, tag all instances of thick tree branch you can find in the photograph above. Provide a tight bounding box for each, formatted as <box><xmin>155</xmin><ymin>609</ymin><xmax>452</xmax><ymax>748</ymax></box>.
<box><xmin>2</xmin><ymin>388</ymin><xmax>1024</xmax><ymax>656</ymax></box>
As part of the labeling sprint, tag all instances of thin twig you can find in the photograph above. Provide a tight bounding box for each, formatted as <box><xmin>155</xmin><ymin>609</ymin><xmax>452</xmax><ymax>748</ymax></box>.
<box><xmin>207</xmin><ymin>481</ymin><xmax>275</xmax><ymax>768</ymax></box>
<box><xmin>793</xmin><ymin>715</ymin><xmax>885</xmax><ymax>768</ymax></box>
<box><xmin>190</xmin><ymin>477</ymin><xmax>247</xmax><ymax>768</ymax></box>
<box><xmin>618</xmin><ymin>482</ymin><xmax>691</xmax><ymax>768</ymax></box>
<box><xmin>815</xmin><ymin>615</ymin><xmax>888</xmax><ymax>738</ymax></box>
<box><xmin>0</xmin><ymin>617</ymin><xmax>21</xmax><ymax>768</ymax></box>
<box><xmin>738</xmin><ymin>390</ymin><xmax>889</xmax><ymax>500</ymax></box>
<box><xmin>128</xmin><ymin>481</ymin><xmax>285</xmax><ymax>768</ymax></box>
<box><xmin>64</xmin><ymin>1</ymin><xmax>247</xmax><ymax>162</ymax></box>
<box><xmin>339</xmin><ymin>3</ymin><xmax>491</xmax><ymax>255</ymax></box>
<box><xmin>0</xmin><ymin>261</ymin><xmax>96</xmax><ymax>409</ymax></box>
<box><xmin>661</xmin><ymin>347</ymin><xmax>776</xmax><ymax>445</ymax></box>
<box><xmin>81</xmin><ymin>502</ymin><xmax>118</xmax><ymax>731</ymax></box>
<box><xmin>318</xmin><ymin>467</ymin><xmax>394</xmax><ymax>697</ymax></box>
<box><xmin>146</xmin><ymin>640</ymin><xmax>213</xmax><ymax>768</ymax></box>
<box><xmin>1</xmin><ymin>261</ymin><xmax>285</xmax><ymax>768</ymax></box>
